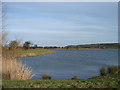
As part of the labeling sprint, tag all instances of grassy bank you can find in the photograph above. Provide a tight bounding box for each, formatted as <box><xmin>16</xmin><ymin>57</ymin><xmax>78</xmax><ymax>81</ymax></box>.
<box><xmin>19</xmin><ymin>48</ymin><xmax>55</xmax><ymax>57</ymax></box>
<box><xmin>3</xmin><ymin>48</ymin><xmax>55</xmax><ymax>57</ymax></box>
<box><xmin>2</xmin><ymin>74</ymin><xmax>119</xmax><ymax>88</ymax></box>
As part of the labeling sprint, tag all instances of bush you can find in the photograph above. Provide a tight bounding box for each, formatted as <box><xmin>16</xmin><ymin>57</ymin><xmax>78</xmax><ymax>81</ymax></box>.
<box><xmin>23</xmin><ymin>41</ymin><xmax>31</xmax><ymax>50</ymax></box>
<box><xmin>41</xmin><ymin>74</ymin><xmax>52</xmax><ymax>80</ymax></box>
<box><xmin>100</xmin><ymin>66</ymin><xmax>107</xmax><ymax>76</ymax></box>
<box><xmin>100</xmin><ymin>65</ymin><xmax>120</xmax><ymax>76</ymax></box>
<box><xmin>108</xmin><ymin>65</ymin><xmax>120</xmax><ymax>74</ymax></box>
<box><xmin>71</xmin><ymin>76</ymin><xmax>78</xmax><ymax>80</ymax></box>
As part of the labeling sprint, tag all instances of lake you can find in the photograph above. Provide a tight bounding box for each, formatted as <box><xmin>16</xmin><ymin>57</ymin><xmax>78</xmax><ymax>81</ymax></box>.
<box><xmin>21</xmin><ymin>49</ymin><xmax>118</xmax><ymax>80</ymax></box>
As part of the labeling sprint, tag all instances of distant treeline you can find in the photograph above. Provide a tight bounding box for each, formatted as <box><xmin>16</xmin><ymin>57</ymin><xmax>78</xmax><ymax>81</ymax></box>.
<box><xmin>27</xmin><ymin>43</ymin><xmax>120</xmax><ymax>49</ymax></box>
<box><xmin>5</xmin><ymin>43</ymin><xmax>120</xmax><ymax>50</ymax></box>
<box><xmin>65</xmin><ymin>43</ymin><xmax>120</xmax><ymax>49</ymax></box>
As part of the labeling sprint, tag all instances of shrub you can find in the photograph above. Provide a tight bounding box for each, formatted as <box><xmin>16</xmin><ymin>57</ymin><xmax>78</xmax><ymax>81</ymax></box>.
<box><xmin>107</xmin><ymin>65</ymin><xmax>120</xmax><ymax>74</ymax></box>
<box><xmin>41</xmin><ymin>74</ymin><xmax>52</xmax><ymax>80</ymax></box>
<box><xmin>100</xmin><ymin>66</ymin><xmax>107</xmax><ymax>76</ymax></box>
<box><xmin>23</xmin><ymin>41</ymin><xmax>31</xmax><ymax>50</ymax></box>
<box><xmin>71</xmin><ymin>76</ymin><xmax>79</xmax><ymax>80</ymax></box>
<box><xmin>100</xmin><ymin>65</ymin><xmax>120</xmax><ymax>76</ymax></box>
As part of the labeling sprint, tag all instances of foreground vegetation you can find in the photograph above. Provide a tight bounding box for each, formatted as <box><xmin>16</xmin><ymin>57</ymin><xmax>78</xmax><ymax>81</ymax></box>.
<box><xmin>2</xmin><ymin>50</ymin><xmax>33</xmax><ymax>80</ymax></box>
<box><xmin>3</xmin><ymin>74</ymin><xmax>120</xmax><ymax>88</ymax></box>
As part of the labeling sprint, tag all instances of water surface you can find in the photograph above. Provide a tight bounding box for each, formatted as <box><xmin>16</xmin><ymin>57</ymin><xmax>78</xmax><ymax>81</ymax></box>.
<box><xmin>21</xmin><ymin>49</ymin><xmax>118</xmax><ymax>80</ymax></box>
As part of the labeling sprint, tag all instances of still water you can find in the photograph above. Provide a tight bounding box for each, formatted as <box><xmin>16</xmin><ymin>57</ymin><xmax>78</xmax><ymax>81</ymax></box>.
<box><xmin>21</xmin><ymin>49</ymin><xmax>118</xmax><ymax>80</ymax></box>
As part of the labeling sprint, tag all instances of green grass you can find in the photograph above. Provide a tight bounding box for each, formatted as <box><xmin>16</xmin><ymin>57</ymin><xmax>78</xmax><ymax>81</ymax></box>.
<box><xmin>2</xmin><ymin>74</ymin><xmax>120</xmax><ymax>88</ymax></box>
<box><xmin>20</xmin><ymin>48</ymin><xmax>55</xmax><ymax>57</ymax></box>
<box><xmin>3</xmin><ymin>48</ymin><xmax>55</xmax><ymax>57</ymax></box>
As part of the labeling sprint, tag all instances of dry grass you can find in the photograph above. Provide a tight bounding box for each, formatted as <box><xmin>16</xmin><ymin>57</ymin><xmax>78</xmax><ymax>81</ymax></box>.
<box><xmin>2</xmin><ymin>50</ymin><xmax>34</xmax><ymax>80</ymax></box>
<box><xmin>0</xmin><ymin>46</ymin><xmax>2</xmax><ymax>88</ymax></box>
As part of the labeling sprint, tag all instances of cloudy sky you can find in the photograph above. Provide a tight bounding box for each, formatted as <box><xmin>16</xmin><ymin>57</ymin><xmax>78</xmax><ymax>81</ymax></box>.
<box><xmin>6</xmin><ymin>2</ymin><xmax>118</xmax><ymax>46</ymax></box>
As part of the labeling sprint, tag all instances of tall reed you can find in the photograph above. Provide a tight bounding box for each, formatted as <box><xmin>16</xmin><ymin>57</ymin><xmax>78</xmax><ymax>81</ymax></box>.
<box><xmin>2</xmin><ymin>49</ymin><xmax>34</xmax><ymax>80</ymax></box>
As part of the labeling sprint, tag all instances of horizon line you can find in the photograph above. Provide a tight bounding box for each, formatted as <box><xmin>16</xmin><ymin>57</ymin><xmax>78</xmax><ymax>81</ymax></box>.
<box><xmin>36</xmin><ymin>42</ymin><xmax>119</xmax><ymax>47</ymax></box>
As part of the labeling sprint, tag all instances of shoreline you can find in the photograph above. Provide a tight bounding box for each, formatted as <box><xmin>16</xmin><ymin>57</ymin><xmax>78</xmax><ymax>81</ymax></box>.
<box><xmin>19</xmin><ymin>51</ymin><xmax>55</xmax><ymax>57</ymax></box>
<box><xmin>16</xmin><ymin>48</ymin><xmax>104</xmax><ymax>58</ymax></box>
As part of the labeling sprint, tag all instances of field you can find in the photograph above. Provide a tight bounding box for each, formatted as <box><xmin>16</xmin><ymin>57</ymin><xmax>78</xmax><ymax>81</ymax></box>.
<box><xmin>2</xmin><ymin>74</ymin><xmax>119</xmax><ymax>88</ymax></box>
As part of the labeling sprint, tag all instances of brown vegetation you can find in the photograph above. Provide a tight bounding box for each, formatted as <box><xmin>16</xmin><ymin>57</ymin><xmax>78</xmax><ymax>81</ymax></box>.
<box><xmin>2</xmin><ymin>51</ymin><xmax>34</xmax><ymax>80</ymax></box>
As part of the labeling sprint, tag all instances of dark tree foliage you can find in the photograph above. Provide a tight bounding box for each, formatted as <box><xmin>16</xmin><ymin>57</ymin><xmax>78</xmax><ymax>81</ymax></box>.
<box><xmin>23</xmin><ymin>41</ymin><xmax>31</xmax><ymax>50</ymax></box>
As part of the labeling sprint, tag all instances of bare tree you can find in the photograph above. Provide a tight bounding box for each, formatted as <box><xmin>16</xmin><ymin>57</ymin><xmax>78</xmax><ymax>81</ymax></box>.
<box><xmin>9</xmin><ymin>40</ymin><xmax>19</xmax><ymax>50</ymax></box>
<box><xmin>15</xmin><ymin>37</ymin><xmax>23</xmax><ymax>47</ymax></box>
<box><xmin>0</xmin><ymin>1</ymin><xmax>2</xmax><ymax>46</ymax></box>
<box><xmin>0</xmin><ymin>1</ymin><xmax>8</xmax><ymax>46</ymax></box>
<box><xmin>0</xmin><ymin>1</ymin><xmax>2</xmax><ymax>88</ymax></box>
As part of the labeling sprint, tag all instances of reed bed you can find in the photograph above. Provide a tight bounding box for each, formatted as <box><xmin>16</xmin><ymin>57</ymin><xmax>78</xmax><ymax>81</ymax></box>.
<box><xmin>0</xmin><ymin>52</ymin><xmax>2</xmax><ymax>88</ymax></box>
<box><xmin>2</xmin><ymin>50</ymin><xmax>34</xmax><ymax>80</ymax></box>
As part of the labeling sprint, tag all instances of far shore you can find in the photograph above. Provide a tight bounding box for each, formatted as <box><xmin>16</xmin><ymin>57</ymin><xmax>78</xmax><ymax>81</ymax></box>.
<box><xmin>23</xmin><ymin>48</ymin><xmax>119</xmax><ymax>58</ymax></box>
<box><xmin>3</xmin><ymin>48</ymin><xmax>55</xmax><ymax>58</ymax></box>
<box><xmin>3</xmin><ymin>48</ymin><xmax>117</xmax><ymax>58</ymax></box>
<box><xmin>4</xmin><ymin>48</ymin><xmax>103</xmax><ymax>57</ymax></box>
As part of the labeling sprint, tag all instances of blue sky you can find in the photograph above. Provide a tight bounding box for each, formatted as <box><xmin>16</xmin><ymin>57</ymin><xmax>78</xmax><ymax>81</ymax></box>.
<box><xmin>6</xmin><ymin>2</ymin><xmax>118</xmax><ymax>46</ymax></box>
